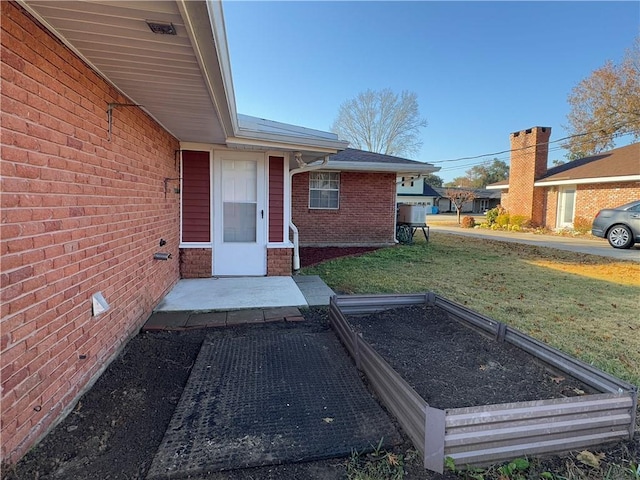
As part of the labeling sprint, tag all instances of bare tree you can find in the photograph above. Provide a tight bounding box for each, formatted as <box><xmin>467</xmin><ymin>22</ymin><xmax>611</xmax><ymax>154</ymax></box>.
<box><xmin>444</xmin><ymin>188</ymin><xmax>476</xmax><ymax>224</ymax></box>
<box><xmin>564</xmin><ymin>37</ymin><xmax>640</xmax><ymax>158</ymax></box>
<box><xmin>331</xmin><ymin>89</ymin><xmax>427</xmax><ymax>157</ymax></box>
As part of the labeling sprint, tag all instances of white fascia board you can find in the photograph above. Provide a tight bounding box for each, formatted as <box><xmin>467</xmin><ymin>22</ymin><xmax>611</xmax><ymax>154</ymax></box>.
<box><xmin>325</xmin><ymin>161</ymin><xmax>439</xmax><ymax>174</ymax></box>
<box><xmin>178</xmin><ymin>0</ymin><xmax>237</xmax><ymax>137</ymax></box>
<box><xmin>534</xmin><ymin>175</ymin><xmax>640</xmax><ymax>187</ymax></box>
<box><xmin>226</xmin><ymin>135</ymin><xmax>346</xmax><ymax>154</ymax></box>
<box><xmin>485</xmin><ymin>184</ymin><xmax>509</xmax><ymax>190</ymax></box>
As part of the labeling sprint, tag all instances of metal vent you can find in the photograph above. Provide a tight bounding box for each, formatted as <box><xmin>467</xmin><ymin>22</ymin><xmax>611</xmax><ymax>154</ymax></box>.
<box><xmin>146</xmin><ymin>21</ymin><xmax>177</xmax><ymax>35</ymax></box>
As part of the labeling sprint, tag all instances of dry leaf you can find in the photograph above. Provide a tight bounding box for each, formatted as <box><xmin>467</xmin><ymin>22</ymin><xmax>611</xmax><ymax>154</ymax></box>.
<box><xmin>577</xmin><ymin>450</ymin><xmax>605</xmax><ymax>468</ymax></box>
<box><xmin>550</xmin><ymin>375</ymin><xmax>565</xmax><ymax>384</ymax></box>
<box><xmin>573</xmin><ymin>388</ymin><xmax>585</xmax><ymax>395</ymax></box>
<box><xmin>479</xmin><ymin>365</ymin><xmax>487</xmax><ymax>371</ymax></box>
<box><xmin>387</xmin><ymin>453</ymin><xmax>399</xmax><ymax>466</ymax></box>
<box><xmin>322</xmin><ymin>417</ymin><xmax>334</xmax><ymax>423</ymax></box>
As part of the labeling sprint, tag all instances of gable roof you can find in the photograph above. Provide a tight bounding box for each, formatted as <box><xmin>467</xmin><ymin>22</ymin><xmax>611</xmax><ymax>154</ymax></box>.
<box><xmin>325</xmin><ymin>148</ymin><xmax>440</xmax><ymax>174</ymax></box>
<box><xmin>488</xmin><ymin>142</ymin><xmax>640</xmax><ymax>189</ymax></box>
<box><xmin>534</xmin><ymin>142</ymin><xmax>640</xmax><ymax>186</ymax></box>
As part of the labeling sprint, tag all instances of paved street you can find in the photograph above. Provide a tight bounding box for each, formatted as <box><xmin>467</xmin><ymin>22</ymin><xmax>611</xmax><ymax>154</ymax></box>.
<box><xmin>429</xmin><ymin>224</ymin><xmax>640</xmax><ymax>262</ymax></box>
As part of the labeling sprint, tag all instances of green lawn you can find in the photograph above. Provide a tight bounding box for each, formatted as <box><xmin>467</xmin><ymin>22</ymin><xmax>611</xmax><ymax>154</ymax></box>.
<box><xmin>302</xmin><ymin>232</ymin><xmax>640</xmax><ymax>387</ymax></box>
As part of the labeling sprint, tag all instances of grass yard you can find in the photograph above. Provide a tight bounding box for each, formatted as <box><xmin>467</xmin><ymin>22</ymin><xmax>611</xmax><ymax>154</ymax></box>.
<box><xmin>301</xmin><ymin>232</ymin><xmax>640</xmax><ymax>388</ymax></box>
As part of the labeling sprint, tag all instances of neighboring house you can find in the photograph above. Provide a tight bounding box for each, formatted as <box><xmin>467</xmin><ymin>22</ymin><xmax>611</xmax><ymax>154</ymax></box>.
<box><xmin>433</xmin><ymin>187</ymin><xmax>501</xmax><ymax>213</ymax></box>
<box><xmin>0</xmin><ymin>1</ymin><xmax>437</xmax><ymax>465</ymax></box>
<box><xmin>487</xmin><ymin>127</ymin><xmax>640</xmax><ymax>229</ymax></box>
<box><xmin>292</xmin><ymin>149</ymin><xmax>438</xmax><ymax>247</ymax></box>
<box><xmin>397</xmin><ymin>179</ymin><xmax>441</xmax><ymax>212</ymax></box>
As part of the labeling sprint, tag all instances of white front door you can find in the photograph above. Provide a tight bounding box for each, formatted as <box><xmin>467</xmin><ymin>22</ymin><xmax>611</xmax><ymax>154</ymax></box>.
<box><xmin>213</xmin><ymin>152</ymin><xmax>266</xmax><ymax>276</ymax></box>
<box><xmin>557</xmin><ymin>186</ymin><xmax>576</xmax><ymax>229</ymax></box>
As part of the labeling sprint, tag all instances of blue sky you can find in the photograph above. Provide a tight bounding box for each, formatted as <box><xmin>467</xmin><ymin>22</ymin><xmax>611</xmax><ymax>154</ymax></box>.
<box><xmin>223</xmin><ymin>1</ymin><xmax>638</xmax><ymax>182</ymax></box>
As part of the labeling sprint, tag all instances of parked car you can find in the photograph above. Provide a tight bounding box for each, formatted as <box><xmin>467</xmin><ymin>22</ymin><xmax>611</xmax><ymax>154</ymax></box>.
<box><xmin>591</xmin><ymin>200</ymin><xmax>640</xmax><ymax>249</ymax></box>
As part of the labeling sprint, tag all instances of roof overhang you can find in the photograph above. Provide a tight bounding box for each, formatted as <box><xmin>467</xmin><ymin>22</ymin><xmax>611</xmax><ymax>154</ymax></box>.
<box><xmin>324</xmin><ymin>162</ymin><xmax>440</xmax><ymax>174</ymax></box>
<box><xmin>485</xmin><ymin>184</ymin><xmax>509</xmax><ymax>190</ymax></box>
<box><xmin>19</xmin><ymin>1</ymin><xmax>346</xmax><ymax>154</ymax></box>
<box><xmin>534</xmin><ymin>175</ymin><xmax>640</xmax><ymax>187</ymax></box>
<box><xmin>228</xmin><ymin>114</ymin><xmax>348</xmax><ymax>154</ymax></box>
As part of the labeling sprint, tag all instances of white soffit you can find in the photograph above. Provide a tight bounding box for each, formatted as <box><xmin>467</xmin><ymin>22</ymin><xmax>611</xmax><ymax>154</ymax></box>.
<box><xmin>22</xmin><ymin>0</ymin><xmax>231</xmax><ymax>144</ymax></box>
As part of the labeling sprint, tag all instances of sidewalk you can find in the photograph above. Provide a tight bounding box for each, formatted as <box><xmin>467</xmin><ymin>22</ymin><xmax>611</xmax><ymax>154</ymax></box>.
<box><xmin>429</xmin><ymin>224</ymin><xmax>640</xmax><ymax>262</ymax></box>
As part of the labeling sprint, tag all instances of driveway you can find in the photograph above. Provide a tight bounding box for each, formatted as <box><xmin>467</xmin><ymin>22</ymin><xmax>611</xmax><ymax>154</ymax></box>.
<box><xmin>429</xmin><ymin>224</ymin><xmax>640</xmax><ymax>262</ymax></box>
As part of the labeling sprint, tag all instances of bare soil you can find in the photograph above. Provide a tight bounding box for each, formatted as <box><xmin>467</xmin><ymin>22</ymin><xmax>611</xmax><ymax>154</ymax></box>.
<box><xmin>348</xmin><ymin>305</ymin><xmax>597</xmax><ymax>409</ymax></box>
<box><xmin>299</xmin><ymin>247</ymin><xmax>381</xmax><ymax>268</ymax></box>
<box><xmin>4</xmin><ymin>307</ymin><xmax>637</xmax><ymax>480</ymax></box>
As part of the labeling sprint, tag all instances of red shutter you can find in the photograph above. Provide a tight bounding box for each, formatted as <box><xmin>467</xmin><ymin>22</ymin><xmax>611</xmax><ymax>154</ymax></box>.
<box><xmin>182</xmin><ymin>151</ymin><xmax>210</xmax><ymax>242</ymax></box>
<box><xmin>269</xmin><ymin>156</ymin><xmax>285</xmax><ymax>242</ymax></box>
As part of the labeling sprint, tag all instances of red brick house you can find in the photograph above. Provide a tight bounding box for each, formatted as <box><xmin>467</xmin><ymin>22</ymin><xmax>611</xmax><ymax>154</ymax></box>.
<box><xmin>292</xmin><ymin>148</ymin><xmax>439</xmax><ymax>249</ymax></box>
<box><xmin>487</xmin><ymin>127</ymin><xmax>640</xmax><ymax>228</ymax></box>
<box><xmin>0</xmin><ymin>1</ymin><xmax>437</xmax><ymax>464</ymax></box>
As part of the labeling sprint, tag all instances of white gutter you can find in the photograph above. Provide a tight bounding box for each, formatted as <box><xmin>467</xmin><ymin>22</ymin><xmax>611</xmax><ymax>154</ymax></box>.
<box><xmin>324</xmin><ymin>161</ymin><xmax>439</xmax><ymax>174</ymax></box>
<box><xmin>289</xmin><ymin>154</ymin><xmax>330</xmax><ymax>271</ymax></box>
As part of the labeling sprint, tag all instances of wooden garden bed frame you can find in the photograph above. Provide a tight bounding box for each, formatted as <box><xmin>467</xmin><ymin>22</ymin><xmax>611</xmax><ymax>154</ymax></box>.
<box><xmin>329</xmin><ymin>293</ymin><xmax>637</xmax><ymax>474</ymax></box>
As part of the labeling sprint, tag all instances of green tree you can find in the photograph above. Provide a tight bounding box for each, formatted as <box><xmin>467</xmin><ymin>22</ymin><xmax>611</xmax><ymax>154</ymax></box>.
<box><xmin>422</xmin><ymin>173</ymin><xmax>443</xmax><ymax>187</ymax></box>
<box><xmin>331</xmin><ymin>88</ymin><xmax>427</xmax><ymax>157</ymax></box>
<box><xmin>444</xmin><ymin>176</ymin><xmax>473</xmax><ymax>188</ymax></box>
<box><xmin>465</xmin><ymin>159</ymin><xmax>509</xmax><ymax>187</ymax></box>
<box><xmin>564</xmin><ymin>37</ymin><xmax>640</xmax><ymax>158</ymax></box>
<box><xmin>444</xmin><ymin>159</ymin><xmax>508</xmax><ymax>188</ymax></box>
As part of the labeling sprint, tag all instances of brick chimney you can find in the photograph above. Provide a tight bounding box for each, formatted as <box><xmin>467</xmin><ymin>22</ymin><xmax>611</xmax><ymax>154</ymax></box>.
<box><xmin>507</xmin><ymin>126</ymin><xmax>551</xmax><ymax>226</ymax></box>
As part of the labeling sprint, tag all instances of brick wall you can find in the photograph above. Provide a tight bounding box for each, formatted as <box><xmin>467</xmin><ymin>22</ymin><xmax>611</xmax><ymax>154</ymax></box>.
<box><xmin>508</xmin><ymin>127</ymin><xmax>551</xmax><ymax>226</ymax></box>
<box><xmin>292</xmin><ymin>171</ymin><xmax>396</xmax><ymax>246</ymax></box>
<box><xmin>574</xmin><ymin>182</ymin><xmax>640</xmax><ymax>223</ymax></box>
<box><xmin>1</xmin><ymin>3</ymin><xmax>181</xmax><ymax>464</ymax></box>
<box><xmin>544</xmin><ymin>189</ymin><xmax>559</xmax><ymax>228</ymax></box>
<box><xmin>267</xmin><ymin>248</ymin><xmax>292</xmax><ymax>276</ymax></box>
<box><xmin>179</xmin><ymin>248</ymin><xmax>212</xmax><ymax>278</ymax></box>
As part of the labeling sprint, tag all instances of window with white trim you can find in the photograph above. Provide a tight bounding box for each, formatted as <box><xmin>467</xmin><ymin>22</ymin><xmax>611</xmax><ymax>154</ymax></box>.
<box><xmin>309</xmin><ymin>172</ymin><xmax>339</xmax><ymax>209</ymax></box>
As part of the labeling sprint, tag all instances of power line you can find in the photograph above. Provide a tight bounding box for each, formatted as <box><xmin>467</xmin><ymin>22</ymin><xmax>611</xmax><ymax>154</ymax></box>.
<box><xmin>430</xmin><ymin>121</ymin><xmax>638</xmax><ymax>167</ymax></box>
<box><xmin>433</xmin><ymin>129</ymin><xmax>637</xmax><ymax>173</ymax></box>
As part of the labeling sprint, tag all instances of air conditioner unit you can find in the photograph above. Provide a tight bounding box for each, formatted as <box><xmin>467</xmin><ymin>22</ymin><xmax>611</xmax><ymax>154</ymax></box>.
<box><xmin>397</xmin><ymin>204</ymin><xmax>427</xmax><ymax>225</ymax></box>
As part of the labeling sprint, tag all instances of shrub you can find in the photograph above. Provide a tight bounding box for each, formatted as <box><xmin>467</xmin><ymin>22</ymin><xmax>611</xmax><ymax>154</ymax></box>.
<box><xmin>573</xmin><ymin>216</ymin><xmax>592</xmax><ymax>234</ymax></box>
<box><xmin>496</xmin><ymin>213</ymin><xmax>510</xmax><ymax>227</ymax></box>
<box><xmin>509</xmin><ymin>215</ymin><xmax>531</xmax><ymax>228</ymax></box>
<box><xmin>485</xmin><ymin>205</ymin><xmax>506</xmax><ymax>225</ymax></box>
<box><xmin>461</xmin><ymin>216</ymin><xmax>476</xmax><ymax>228</ymax></box>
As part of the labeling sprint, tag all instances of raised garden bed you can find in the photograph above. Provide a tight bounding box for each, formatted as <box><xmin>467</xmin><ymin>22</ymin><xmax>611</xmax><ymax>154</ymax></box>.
<box><xmin>329</xmin><ymin>293</ymin><xmax>637</xmax><ymax>474</ymax></box>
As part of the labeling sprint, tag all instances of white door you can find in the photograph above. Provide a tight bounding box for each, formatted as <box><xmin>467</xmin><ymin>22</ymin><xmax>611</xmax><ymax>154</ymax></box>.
<box><xmin>557</xmin><ymin>186</ymin><xmax>576</xmax><ymax>229</ymax></box>
<box><xmin>213</xmin><ymin>152</ymin><xmax>266</xmax><ymax>276</ymax></box>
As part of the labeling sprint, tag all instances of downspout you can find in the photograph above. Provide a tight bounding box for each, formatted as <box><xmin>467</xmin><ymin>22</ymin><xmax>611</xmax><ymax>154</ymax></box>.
<box><xmin>289</xmin><ymin>153</ymin><xmax>330</xmax><ymax>271</ymax></box>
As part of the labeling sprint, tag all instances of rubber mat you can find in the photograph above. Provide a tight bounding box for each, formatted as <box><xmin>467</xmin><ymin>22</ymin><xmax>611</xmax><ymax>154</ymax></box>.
<box><xmin>147</xmin><ymin>329</ymin><xmax>401</xmax><ymax>479</ymax></box>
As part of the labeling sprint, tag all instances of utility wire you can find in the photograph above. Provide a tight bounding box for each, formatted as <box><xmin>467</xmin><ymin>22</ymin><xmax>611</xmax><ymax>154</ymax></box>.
<box><xmin>433</xmin><ymin>129</ymin><xmax>636</xmax><ymax>172</ymax></box>
<box><xmin>431</xmin><ymin>121</ymin><xmax>638</xmax><ymax>167</ymax></box>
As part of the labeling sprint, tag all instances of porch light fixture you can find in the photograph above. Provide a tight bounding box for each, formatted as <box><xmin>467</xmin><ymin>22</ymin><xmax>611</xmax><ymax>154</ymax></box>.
<box><xmin>146</xmin><ymin>20</ymin><xmax>177</xmax><ymax>35</ymax></box>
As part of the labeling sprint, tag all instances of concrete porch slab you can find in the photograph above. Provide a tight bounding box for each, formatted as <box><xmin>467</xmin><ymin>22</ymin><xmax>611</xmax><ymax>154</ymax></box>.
<box><xmin>293</xmin><ymin>275</ymin><xmax>336</xmax><ymax>306</ymax></box>
<box><xmin>154</xmin><ymin>276</ymin><xmax>308</xmax><ymax>312</ymax></box>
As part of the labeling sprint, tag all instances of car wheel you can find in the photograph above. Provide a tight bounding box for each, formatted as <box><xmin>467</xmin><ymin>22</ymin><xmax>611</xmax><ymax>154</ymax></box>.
<box><xmin>607</xmin><ymin>224</ymin><xmax>634</xmax><ymax>249</ymax></box>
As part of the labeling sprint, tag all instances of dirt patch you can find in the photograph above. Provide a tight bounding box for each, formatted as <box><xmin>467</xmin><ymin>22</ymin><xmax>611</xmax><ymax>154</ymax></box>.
<box><xmin>299</xmin><ymin>246</ymin><xmax>381</xmax><ymax>268</ymax></box>
<box><xmin>3</xmin><ymin>308</ymin><xmax>637</xmax><ymax>480</ymax></box>
<box><xmin>348</xmin><ymin>305</ymin><xmax>596</xmax><ymax>409</ymax></box>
